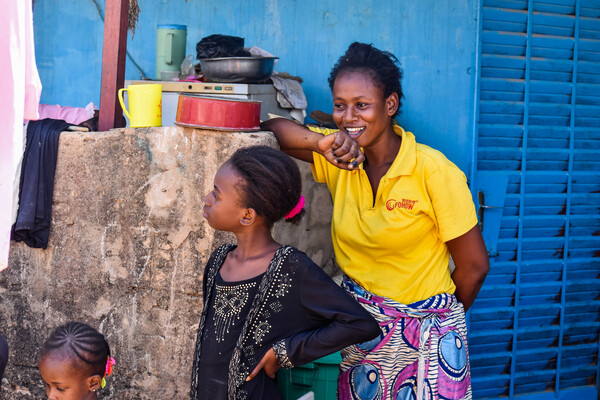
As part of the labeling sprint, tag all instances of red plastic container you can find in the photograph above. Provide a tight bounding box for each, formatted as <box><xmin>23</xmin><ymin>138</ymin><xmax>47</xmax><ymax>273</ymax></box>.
<box><xmin>175</xmin><ymin>94</ymin><xmax>261</xmax><ymax>131</ymax></box>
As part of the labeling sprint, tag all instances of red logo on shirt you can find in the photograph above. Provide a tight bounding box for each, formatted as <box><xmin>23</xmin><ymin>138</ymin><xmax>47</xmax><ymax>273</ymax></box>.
<box><xmin>386</xmin><ymin>198</ymin><xmax>418</xmax><ymax>211</ymax></box>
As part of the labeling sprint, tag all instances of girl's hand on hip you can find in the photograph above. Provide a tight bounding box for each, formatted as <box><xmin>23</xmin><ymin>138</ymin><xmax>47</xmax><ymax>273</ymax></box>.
<box><xmin>318</xmin><ymin>130</ymin><xmax>365</xmax><ymax>170</ymax></box>
<box><xmin>246</xmin><ymin>348</ymin><xmax>280</xmax><ymax>381</ymax></box>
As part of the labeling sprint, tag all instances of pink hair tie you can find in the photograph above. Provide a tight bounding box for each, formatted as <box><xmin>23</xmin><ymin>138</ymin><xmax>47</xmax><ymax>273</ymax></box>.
<box><xmin>285</xmin><ymin>195</ymin><xmax>305</xmax><ymax>219</ymax></box>
<box><xmin>101</xmin><ymin>356</ymin><xmax>116</xmax><ymax>388</ymax></box>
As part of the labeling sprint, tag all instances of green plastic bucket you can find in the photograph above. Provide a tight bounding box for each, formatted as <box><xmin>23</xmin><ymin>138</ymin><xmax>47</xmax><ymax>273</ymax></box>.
<box><xmin>156</xmin><ymin>24</ymin><xmax>187</xmax><ymax>79</ymax></box>
<box><xmin>277</xmin><ymin>351</ymin><xmax>342</xmax><ymax>400</ymax></box>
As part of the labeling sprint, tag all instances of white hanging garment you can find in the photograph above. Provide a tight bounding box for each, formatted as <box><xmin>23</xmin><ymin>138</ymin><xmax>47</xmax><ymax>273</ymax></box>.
<box><xmin>0</xmin><ymin>0</ymin><xmax>42</xmax><ymax>271</ymax></box>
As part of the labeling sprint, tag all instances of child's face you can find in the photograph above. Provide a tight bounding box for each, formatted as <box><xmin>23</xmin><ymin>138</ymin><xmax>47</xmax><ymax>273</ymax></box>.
<box><xmin>203</xmin><ymin>163</ymin><xmax>248</xmax><ymax>231</ymax></box>
<box><xmin>39</xmin><ymin>354</ymin><xmax>98</xmax><ymax>400</ymax></box>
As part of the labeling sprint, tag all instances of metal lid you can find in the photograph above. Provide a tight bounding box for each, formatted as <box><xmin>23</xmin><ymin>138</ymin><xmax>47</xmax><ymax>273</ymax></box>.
<box><xmin>157</xmin><ymin>24</ymin><xmax>187</xmax><ymax>30</ymax></box>
<box><xmin>179</xmin><ymin>93</ymin><xmax>262</xmax><ymax>104</ymax></box>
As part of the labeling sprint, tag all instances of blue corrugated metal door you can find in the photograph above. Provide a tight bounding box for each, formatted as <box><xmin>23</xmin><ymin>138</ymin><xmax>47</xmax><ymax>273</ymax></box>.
<box><xmin>469</xmin><ymin>0</ymin><xmax>600</xmax><ymax>399</ymax></box>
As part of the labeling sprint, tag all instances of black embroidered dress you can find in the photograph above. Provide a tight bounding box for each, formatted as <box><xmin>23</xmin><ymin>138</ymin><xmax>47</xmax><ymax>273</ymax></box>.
<box><xmin>196</xmin><ymin>272</ymin><xmax>282</xmax><ymax>398</ymax></box>
<box><xmin>190</xmin><ymin>245</ymin><xmax>380</xmax><ymax>400</ymax></box>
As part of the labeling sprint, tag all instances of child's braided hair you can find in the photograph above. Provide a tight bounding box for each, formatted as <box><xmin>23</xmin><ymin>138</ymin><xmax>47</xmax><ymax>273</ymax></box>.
<box><xmin>40</xmin><ymin>321</ymin><xmax>110</xmax><ymax>376</ymax></box>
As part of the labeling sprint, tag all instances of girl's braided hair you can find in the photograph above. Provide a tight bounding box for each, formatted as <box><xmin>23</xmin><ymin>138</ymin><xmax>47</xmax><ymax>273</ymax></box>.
<box><xmin>227</xmin><ymin>145</ymin><xmax>304</xmax><ymax>227</ymax></box>
<box><xmin>40</xmin><ymin>321</ymin><xmax>110</xmax><ymax>376</ymax></box>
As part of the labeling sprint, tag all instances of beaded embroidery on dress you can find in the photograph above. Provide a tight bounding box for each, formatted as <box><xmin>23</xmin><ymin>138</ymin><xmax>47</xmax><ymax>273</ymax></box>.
<box><xmin>213</xmin><ymin>281</ymin><xmax>257</xmax><ymax>342</ymax></box>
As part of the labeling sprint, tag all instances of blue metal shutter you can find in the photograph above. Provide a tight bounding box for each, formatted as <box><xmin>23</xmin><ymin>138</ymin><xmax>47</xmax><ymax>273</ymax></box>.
<box><xmin>470</xmin><ymin>0</ymin><xmax>600</xmax><ymax>399</ymax></box>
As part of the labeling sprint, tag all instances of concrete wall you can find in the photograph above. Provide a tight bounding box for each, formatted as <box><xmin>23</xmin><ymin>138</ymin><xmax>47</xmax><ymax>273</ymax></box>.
<box><xmin>32</xmin><ymin>0</ymin><xmax>478</xmax><ymax>173</ymax></box>
<box><xmin>0</xmin><ymin>127</ymin><xmax>334</xmax><ymax>399</ymax></box>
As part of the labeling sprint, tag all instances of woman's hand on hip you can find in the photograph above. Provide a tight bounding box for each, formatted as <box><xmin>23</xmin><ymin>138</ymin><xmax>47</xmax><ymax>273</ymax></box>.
<box><xmin>246</xmin><ymin>348</ymin><xmax>280</xmax><ymax>381</ymax></box>
<box><xmin>318</xmin><ymin>130</ymin><xmax>365</xmax><ymax>170</ymax></box>
<box><xmin>448</xmin><ymin>224</ymin><xmax>490</xmax><ymax>311</ymax></box>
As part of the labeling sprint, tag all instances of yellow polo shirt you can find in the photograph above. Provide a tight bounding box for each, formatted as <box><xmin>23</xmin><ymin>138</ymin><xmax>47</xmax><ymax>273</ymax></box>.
<box><xmin>311</xmin><ymin>125</ymin><xmax>478</xmax><ymax>304</ymax></box>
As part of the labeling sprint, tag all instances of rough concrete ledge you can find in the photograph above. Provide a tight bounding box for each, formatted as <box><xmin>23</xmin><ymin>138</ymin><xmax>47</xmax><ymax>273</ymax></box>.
<box><xmin>0</xmin><ymin>126</ymin><xmax>334</xmax><ymax>399</ymax></box>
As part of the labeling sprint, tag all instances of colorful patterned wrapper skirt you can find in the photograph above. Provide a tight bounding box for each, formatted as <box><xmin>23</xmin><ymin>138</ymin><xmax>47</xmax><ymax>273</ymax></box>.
<box><xmin>338</xmin><ymin>277</ymin><xmax>472</xmax><ymax>400</ymax></box>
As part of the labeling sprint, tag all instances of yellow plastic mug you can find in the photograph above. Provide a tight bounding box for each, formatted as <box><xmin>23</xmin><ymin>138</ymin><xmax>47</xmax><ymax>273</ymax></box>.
<box><xmin>118</xmin><ymin>84</ymin><xmax>162</xmax><ymax>127</ymax></box>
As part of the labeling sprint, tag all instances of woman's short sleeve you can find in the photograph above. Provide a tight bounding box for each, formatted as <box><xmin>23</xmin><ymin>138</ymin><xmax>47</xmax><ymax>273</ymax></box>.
<box><xmin>426</xmin><ymin>165</ymin><xmax>478</xmax><ymax>242</ymax></box>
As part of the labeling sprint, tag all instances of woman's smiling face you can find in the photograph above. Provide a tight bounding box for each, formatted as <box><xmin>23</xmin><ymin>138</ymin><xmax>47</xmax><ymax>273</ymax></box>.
<box><xmin>332</xmin><ymin>69</ymin><xmax>398</xmax><ymax>149</ymax></box>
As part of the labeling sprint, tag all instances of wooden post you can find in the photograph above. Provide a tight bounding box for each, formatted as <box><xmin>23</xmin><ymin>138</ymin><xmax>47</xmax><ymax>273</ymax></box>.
<box><xmin>98</xmin><ymin>0</ymin><xmax>129</xmax><ymax>131</ymax></box>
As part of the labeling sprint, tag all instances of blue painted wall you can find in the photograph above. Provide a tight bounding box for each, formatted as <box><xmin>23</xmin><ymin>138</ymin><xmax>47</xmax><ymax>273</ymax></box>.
<box><xmin>33</xmin><ymin>0</ymin><xmax>478</xmax><ymax>172</ymax></box>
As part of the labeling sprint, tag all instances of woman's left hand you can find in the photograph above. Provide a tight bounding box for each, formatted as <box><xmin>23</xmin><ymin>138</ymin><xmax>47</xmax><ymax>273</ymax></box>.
<box><xmin>447</xmin><ymin>225</ymin><xmax>490</xmax><ymax>311</ymax></box>
<box><xmin>246</xmin><ymin>348</ymin><xmax>280</xmax><ymax>381</ymax></box>
<box><xmin>317</xmin><ymin>130</ymin><xmax>365</xmax><ymax>170</ymax></box>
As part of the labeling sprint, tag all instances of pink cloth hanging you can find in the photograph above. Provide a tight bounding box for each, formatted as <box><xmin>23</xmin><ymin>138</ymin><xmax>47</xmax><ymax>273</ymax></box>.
<box><xmin>0</xmin><ymin>0</ymin><xmax>42</xmax><ymax>271</ymax></box>
<box><xmin>38</xmin><ymin>102</ymin><xmax>97</xmax><ymax>125</ymax></box>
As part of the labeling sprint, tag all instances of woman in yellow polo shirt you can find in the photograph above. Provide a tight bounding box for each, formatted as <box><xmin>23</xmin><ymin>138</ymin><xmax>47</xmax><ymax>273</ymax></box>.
<box><xmin>261</xmin><ymin>42</ymin><xmax>489</xmax><ymax>400</ymax></box>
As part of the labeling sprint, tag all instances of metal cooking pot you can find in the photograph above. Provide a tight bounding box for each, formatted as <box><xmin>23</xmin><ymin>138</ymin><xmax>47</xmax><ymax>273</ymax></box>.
<box><xmin>199</xmin><ymin>56</ymin><xmax>278</xmax><ymax>83</ymax></box>
<box><xmin>175</xmin><ymin>94</ymin><xmax>261</xmax><ymax>131</ymax></box>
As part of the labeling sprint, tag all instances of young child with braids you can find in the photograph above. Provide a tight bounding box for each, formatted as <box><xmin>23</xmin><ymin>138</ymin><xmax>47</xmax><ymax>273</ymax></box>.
<box><xmin>190</xmin><ymin>145</ymin><xmax>379</xmax><ymax>400</ymax></box>
<box><xmin>38</xmin><ymin>322</ymin><xmax>115</xmax><ymax>400</ymax></box>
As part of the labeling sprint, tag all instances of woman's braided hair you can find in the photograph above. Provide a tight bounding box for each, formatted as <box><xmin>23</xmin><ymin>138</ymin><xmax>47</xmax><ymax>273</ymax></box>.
<box><xmin>40</xmin><ymin>322</ymin><xmax>110</xmax><ymax>376</ymax></box>
<box><xmin>227</xmin><ymin>145</ymin><xmax>304</xmax><ymax>227</ymax></box>
<box><xmin>328</xmin><ymin>42</ymin><xmax>404</xmax><ymax>117</ymax></box>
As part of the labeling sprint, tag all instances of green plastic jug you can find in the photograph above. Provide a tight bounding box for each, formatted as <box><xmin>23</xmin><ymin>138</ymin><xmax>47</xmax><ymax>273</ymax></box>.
<box><xmin>156</xmin><ymin>24</ymin><xmax>187</xmax><ymax>79</ymax></box>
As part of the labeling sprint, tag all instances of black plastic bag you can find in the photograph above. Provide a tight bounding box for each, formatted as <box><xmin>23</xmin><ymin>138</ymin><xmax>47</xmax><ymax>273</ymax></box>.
<box><xmin>196</xmin><ymin>34</ymin><xmax>252</xmax><ymax>59</ymax></box>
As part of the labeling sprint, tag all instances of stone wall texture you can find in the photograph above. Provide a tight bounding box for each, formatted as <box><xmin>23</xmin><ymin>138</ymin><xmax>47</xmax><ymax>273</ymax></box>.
<box><xmin>0</xmin><ymin>127</ymin><xmax>334</xmax><ymax>399</ymax></box>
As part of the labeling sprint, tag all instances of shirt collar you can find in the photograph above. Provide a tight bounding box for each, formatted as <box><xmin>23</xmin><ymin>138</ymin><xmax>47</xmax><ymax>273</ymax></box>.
<box><xmin>386</xmin><ymin>125</ymin><xmax>417</xmax><ymax>178</ymax></box>
<box><xmin>354</xmin><ymin>125</ymin><xmax>416</xmax><ymax>177</ymax></box>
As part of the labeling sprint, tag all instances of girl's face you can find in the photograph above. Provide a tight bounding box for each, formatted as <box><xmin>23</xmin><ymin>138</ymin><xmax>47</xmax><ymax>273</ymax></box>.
<box><xmin>39</xmin><ymin>353</ymin><xmax>99</xmax><ymax>400</ymax></box>
<box><xmin>203</xmin><ymin>163</ymin><xmax>248</xmax><ymax>231</ymax></box>
<box><xmin>332</xmin><ymin>70</ymin><xmax>398</xmax><ymax>148</ymax></box>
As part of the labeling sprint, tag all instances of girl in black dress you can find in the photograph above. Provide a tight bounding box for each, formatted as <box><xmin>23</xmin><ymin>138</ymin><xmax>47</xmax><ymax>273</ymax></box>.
<box><xmin>190</xmin><ymin>146</ymin><xmax>380</xmax><ymax>400</ymax></box>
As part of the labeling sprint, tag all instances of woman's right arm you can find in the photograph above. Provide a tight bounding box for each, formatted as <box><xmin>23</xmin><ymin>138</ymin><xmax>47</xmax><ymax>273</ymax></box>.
<box><xmin>260</xmin><ymin>118</ymin><xmax>319</xmax><ymax>162</ymax></box>
<box><xmin>260</xmin><ymin>118</ymin><xmax>365</xmax><ymax>169</ymax></box>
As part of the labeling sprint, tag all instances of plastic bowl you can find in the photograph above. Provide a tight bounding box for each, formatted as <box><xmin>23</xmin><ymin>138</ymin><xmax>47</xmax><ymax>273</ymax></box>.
<box><xmin>160</xmin><ymin>71</ymin><xmax>181</xmax><ymax>81</ymax></box>
<box><xmin>199</xmin><ymin>56</ymin><xmax>278</xmax><ymax>83</ymax></box>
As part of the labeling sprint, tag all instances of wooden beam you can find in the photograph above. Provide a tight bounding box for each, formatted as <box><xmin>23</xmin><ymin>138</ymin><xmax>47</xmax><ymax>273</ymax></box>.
<box><xmin>98</xmin><ymin>0</ymin><xmax>129</xmax><ymax>131</ymax></box>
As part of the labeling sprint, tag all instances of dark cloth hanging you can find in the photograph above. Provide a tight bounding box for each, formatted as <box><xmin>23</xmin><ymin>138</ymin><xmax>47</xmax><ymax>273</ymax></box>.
<box><xmin>196</xmin><ymin>34</ymin><xmax>251</xmax><ymax>59</ymax></box>
<box><xmin>11</xmin><ymin>118</ymin><xmax>69</xmax><ymax>249</ymax></box>
<box><xmin>0</xmin><ymin>334</ymin><xmax>7</xmax><ymax>381</ymax></box>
